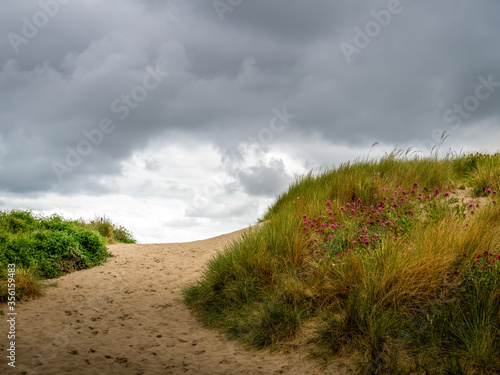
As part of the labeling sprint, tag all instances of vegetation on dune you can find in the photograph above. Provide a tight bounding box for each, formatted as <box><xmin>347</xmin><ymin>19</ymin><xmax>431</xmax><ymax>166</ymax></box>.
<box><xmin>0</xmin><ymin>211</ymin><xmax>136</xmax><ymax>303</ymax></box>
<box><xmin>183</xmin><ymin>151</ymin><xmax>500</xmax><ymax>374</ymax></box>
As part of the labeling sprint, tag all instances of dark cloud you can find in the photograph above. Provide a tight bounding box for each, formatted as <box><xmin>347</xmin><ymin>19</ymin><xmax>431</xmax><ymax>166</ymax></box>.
<box><xmin>1</xmin><ymin>0</ymin><xmax>500</xmax><ymax>198</ymax></box>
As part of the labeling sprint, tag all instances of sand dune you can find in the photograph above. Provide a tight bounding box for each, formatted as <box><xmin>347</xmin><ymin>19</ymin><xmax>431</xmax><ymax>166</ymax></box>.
<box><xmin>0</xmin><ymin>226</ymin><xmax>350</xmax><ymax>375</ymax></box>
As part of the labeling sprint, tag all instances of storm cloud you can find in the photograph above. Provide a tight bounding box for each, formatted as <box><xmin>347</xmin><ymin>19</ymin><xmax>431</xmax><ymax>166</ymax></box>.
<box><xmin>1</xmin><ymin>0</ymin><xmax>499</xmax><ymax>242</ymax></box>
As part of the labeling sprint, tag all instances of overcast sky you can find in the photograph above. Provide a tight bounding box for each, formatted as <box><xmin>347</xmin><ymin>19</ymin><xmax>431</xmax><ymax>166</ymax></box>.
<box><xmin>1</xmin><ymin>0</ymin><xmax>499</xmax><ymax>243</ymax></box>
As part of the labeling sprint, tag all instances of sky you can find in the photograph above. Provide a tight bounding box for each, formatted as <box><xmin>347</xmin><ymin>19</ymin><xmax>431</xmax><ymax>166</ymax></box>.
<box><xmin>1</xmin><ymin>0</ymin><xmax>500</xmax><ymax>243</ymax></box>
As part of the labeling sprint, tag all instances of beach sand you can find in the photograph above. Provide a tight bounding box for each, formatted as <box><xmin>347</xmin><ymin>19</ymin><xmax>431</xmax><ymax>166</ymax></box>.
<box><xmin>0</xmin><ymin>226</ymin><xmax>351</xmax><ymax>375</ymax></box>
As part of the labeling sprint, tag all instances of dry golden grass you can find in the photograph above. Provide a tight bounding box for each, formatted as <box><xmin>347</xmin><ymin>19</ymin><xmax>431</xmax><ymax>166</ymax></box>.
<box><xmin>0</xmin><ymin>267</ymin><xmax>46</xmax><ymax>301</ymax></box>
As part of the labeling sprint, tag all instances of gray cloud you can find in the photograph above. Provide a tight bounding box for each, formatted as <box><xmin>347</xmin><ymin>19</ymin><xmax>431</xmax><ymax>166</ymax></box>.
<box><xmin>238</xmin><ymin>158</ymin><xmax>291</xmax><ymax>197</ymax></box>
<box><xmin>1</xmin><ymin>1</ymin><xmax>500</xmax><ymax>241</ymax></box>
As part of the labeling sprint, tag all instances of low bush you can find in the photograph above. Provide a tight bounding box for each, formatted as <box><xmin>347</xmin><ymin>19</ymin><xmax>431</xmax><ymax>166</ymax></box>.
<box><xmin>0</xmin><ymin>210</ymin><xmax>136</xmax><ymax>303</ymax></box>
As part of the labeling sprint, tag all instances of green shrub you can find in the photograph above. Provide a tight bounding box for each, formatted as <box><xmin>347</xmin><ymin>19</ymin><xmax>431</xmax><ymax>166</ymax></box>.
<box><xmin>0</xmin><ymin>210</ymin><xmax>125</xmax><ymax>302</ymax></box>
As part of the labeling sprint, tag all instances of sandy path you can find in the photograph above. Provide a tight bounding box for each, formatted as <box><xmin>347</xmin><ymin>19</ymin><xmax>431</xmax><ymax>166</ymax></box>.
<box><xmin>0</xmin><ymin>227</ymin><xmax>349</xmax><ymax>375</ymax></box>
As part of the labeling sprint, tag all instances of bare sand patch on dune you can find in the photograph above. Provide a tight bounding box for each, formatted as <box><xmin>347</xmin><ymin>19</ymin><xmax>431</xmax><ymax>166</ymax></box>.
<box><xmin>0</xmin><ymin>226</ymin><xmax>350</xmax><ymax>375</ymax></box>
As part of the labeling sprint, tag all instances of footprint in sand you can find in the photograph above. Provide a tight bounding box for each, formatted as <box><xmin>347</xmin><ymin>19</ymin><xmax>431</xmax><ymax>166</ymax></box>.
<box><xmin>74</xmin><ymin>294</ymin><xmax>86</xmax><ymax>302</ymax></box>
<box><xmin>114</xmin><ymin>356</ymin><xmax>128</xmax><ymax>364</ymax></box>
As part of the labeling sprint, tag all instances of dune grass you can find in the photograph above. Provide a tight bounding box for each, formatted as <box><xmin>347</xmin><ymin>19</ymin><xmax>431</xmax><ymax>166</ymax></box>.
<box><xmin>77</xmin><ymin>215</ymin><xmax>137</xmax><ymax>244</ymax></box>
<box><xmin>183</xmin><ymin>151</ymin><xmax>500</xmax><ymax>374</ymax></box>
<box><xmin>0</xmin><ymin>211</ymin><xmax>136</xmax><ymax>303</ymax></box>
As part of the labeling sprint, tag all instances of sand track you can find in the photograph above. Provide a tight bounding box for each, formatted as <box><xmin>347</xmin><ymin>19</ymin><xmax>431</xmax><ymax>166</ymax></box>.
<box><xmin>0</xmin><ymin>227</ymin><xmax>348</xmax><ymax>375</ymax></box>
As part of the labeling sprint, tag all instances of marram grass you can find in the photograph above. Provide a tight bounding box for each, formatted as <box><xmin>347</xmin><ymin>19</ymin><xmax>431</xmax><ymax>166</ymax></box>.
<box><xmin>184</xmin><ymin>151</ymin><xmax>500</xmax><ymax>374</ymax></box>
